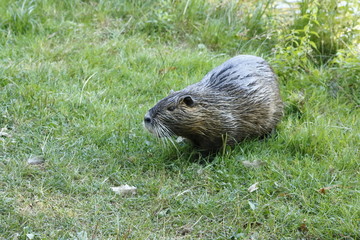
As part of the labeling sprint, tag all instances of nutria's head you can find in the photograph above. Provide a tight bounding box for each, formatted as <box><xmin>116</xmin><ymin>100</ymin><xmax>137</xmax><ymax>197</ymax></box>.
<box><xmin>144</xmin><ymin>91</ymin><xmax>202</xmax><ymax>139</ymax></box>
<box><xmin>144</xmin><ymin>88</ymin><xmax>238</xmax><ymax>151</ymax></box>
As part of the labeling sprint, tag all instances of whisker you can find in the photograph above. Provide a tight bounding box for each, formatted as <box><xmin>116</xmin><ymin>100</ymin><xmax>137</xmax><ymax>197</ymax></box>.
<box><xmin>158</xmin><ymin>121</ymin><xmax>179</xmax><ymax>150</ymax></box>
<box><xmin>151</xmin><ymin>118</ymin><xmax>180</xmax><ymax>150</ymax></box>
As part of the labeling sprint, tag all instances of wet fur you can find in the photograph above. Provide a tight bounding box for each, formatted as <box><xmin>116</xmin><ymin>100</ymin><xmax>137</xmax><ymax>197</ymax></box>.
<box><xmin>144</xmin><ymin>55</ymin><xmax>283</xmax><ymax>152</ymax></box>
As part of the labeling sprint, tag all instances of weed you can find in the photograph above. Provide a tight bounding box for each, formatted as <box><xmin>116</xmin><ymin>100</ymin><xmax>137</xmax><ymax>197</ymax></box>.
<box><xmin>0</xmin><ymin>0</ymin><xmax>40</xmax><ymax>34</ymax></box>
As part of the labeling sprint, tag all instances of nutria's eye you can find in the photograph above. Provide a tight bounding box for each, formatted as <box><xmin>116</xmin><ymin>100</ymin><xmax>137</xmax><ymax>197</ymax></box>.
<box><xmin>167</xmin><ymin>106</ymin><xmax>175</xmax><ymax>111</ymax></box>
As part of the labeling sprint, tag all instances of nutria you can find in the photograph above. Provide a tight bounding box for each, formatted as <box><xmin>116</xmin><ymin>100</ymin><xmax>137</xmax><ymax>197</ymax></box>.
<box><xmin>144</xmin><ymin>55</ymin><xmax>283</xmax><ymax>152</ymax></box>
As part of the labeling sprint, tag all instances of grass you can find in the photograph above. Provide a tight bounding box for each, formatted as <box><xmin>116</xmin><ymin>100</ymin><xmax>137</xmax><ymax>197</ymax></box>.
<box><xmin>1</xmin><ymin>0</ymin><xmax>359</xmax><ymax>239</ymax></box>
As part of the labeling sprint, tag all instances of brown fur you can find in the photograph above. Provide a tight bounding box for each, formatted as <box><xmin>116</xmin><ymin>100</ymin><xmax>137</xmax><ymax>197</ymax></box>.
<box><xmin>144</xmin><ymin>55</ymin><xmax>283</xmax><ymax>152</ymax></box>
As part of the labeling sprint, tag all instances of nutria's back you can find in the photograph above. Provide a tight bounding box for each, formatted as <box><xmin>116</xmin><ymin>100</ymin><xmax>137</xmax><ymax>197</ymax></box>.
<box><xmin>144</xmin><ymin>55</ymin><xmax>283</xmax><ymax>152</ymax></box>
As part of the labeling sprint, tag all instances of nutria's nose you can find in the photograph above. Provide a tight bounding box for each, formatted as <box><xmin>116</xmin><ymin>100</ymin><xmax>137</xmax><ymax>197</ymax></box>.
<box><xmin>144</xmin><ymin>113</ymin><xmax>151</xmax><ymax>124</ymax></box>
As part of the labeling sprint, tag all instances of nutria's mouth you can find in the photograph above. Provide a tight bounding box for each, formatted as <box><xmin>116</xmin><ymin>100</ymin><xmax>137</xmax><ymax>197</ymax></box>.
<box><xmin>143</xmin><ymin>122</ymin><xmax>155</xmax><ymax>135</ymax></box>
<box><xmin>144</xmin><ymin>124</ymin><xmax>158</xmax><ymax>137</ymax></box>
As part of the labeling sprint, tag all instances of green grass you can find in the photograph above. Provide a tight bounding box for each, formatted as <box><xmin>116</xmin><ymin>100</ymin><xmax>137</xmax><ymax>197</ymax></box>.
<box><xmin>1</xmin><ymin>0</ymin><xmax>359</xmax><ymax>239</ymax></box>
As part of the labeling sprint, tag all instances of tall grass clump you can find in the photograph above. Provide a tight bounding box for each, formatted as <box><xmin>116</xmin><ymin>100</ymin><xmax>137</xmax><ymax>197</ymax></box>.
<box><xmin>289</xmin><ymin>0</ymin><xmax>360</xmax><ymax>63</ymax></box>
<box><xmin>329</xmin><ymin>48</ymin><xmax>360</xmax><ymax>106</ymax></box>
<box><xmin>272</xmin><ymin>0</ymin><xmax>359</xmax><ymax>100</ymax></box>
<box><xmin>93</xmin><ymin>0</ymin><xmax>276</xmax><ymax>53</ymax></box>
<box><xmin>0</xmin><ymin>0</ymin><xmax>40</xmax><ymax>35</ymax></box>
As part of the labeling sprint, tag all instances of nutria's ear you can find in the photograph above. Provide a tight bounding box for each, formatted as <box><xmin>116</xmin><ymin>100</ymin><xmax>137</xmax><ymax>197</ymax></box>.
<box><xmin>181</xmin><ymin>95</ymin><xmax>195</xmax><ymax>107</ymax></box>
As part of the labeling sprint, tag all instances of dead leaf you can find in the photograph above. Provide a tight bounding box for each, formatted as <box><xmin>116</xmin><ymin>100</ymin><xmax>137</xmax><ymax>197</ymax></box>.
<box><xmin>242</xmin><ymin>160</ymin><xmax>266</xmax><ymax>168</ymax></box>
<box><xmin>0</xmin><ymin>128</ymin><xmax>12</xmax><ymax>138</ymax></box>
<box><xmin>110</xmin><ymin>184</ymin><xmax>137</xmax><ymax>196</ymax></box>
<box><xmin>278</xmin><ymin>193</ymin><xmax>291</xmax><ymax>198</ymax></box>
<box><xmin>158</xmin><ymin>67</ymin><xmax>177</xmax><ymax>75</ymax></box>
<box><xmin>26</xmin><ymin>233</ymin><xmax>35</xmax><ymax>239</ymax></box>
<box><xmin>298</xmin><ymin>219</ymin><xmax>308</xmax><ymax>232</ymax></box>
<box><xmin>27</xmin><ymin>156</ymin><xmax>45</xmax><ymax>165</ymax></box>
<box><xmin>248</xmin><ymin>182</ymin><xmax>259</xmax><ymax>193</ymax></box>
<box><xmin>318</xmin><ymin>185</ymin><xmax>340</xmax><ymax>194</ymax></box>
<box><xmin>177</xmin><ymin>226</ymin><xmax>192</xmax><ymax>236</ymax></box>
<box><xmin>248</xmin><ymin>200</ymin><xmax>257</xmax><ymax>210</ymax></box>
<box><xmin>298</xmin><ymin>223</ymin><xmax>308</xmax><ymax>232</ymax></box>
<box><xmin>243</xmin><ymin>221</ymin><xmax>262</xmax><ymax>228</ymax></box>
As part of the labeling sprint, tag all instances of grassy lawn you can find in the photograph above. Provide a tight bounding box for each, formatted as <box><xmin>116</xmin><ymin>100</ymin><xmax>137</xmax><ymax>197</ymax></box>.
<box><xmin>1</xmin><ymin>0</ymin><xmax>359</xmax><ymax>239</ymax></box>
